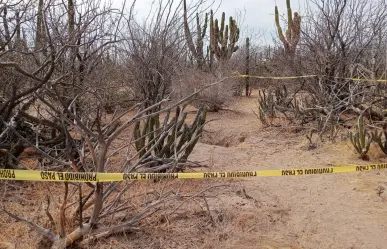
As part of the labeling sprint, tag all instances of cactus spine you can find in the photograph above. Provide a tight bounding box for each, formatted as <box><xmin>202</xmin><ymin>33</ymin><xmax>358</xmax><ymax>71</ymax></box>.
<box><xmin>275</xmin><ymin>0</ymin><xmax>301</xmax><ymax>55</ymax></box>
<box><xmin>210</xmin><ymin>10</ymin><xmax>239</xmax><ymax>61</ymax></box>
<box><xmin>183</xmin><ymin>0</ymin><xmax>208</xmax><ymax>69</ymax></box>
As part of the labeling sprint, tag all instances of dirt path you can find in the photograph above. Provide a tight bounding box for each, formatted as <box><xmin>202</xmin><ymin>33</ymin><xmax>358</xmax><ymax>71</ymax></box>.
<box><xmin>189</xmin><ymin>94</ymin><xmax>387</xmax><ymax>249</ymax></box>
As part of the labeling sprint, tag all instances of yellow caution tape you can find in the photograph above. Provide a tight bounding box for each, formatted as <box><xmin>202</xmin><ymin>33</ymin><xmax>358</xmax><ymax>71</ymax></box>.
<box><xmin>233</xmin><ymin>72</ymin><xmax>387</xmax><ymax>82</ymax></box>
<box><xmin>0</xmin><ymin>163</ymin><xmax>386</xmax><ymax>182</ymax></box>
<box><xmin>339</xmin><ymin>78</ymin><xmax>387</xmax><ymax>82</ymax></box>
<box><xmin>235</xmin><ymin>73</ymin><xmax>320</xmax><ymax>79</ymax></box>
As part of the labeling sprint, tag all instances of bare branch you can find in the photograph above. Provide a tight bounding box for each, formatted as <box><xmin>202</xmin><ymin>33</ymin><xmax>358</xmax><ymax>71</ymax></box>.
<box><xmin>2</xmin><ymin>208</ymin><xmax>57</xmax><ymax>242</ymax></box>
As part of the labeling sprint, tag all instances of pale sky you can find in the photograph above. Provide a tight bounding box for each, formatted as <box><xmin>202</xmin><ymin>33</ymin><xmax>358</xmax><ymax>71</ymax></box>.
<box><xmin>112</xmin><ymin>0</ymin><xmax>304</xmax><ymax>45</ymax></box>
<box><xmin>213</xmin><ymin>0</ymin><xmax>304</xmax><ymax>44</ymax></box>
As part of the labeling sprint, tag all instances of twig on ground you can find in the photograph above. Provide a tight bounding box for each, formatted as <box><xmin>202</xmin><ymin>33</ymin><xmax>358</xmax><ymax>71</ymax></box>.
<box><xmin>2</xmin><ymin>208</ymin><xmax>57</xmax><ymax>241</ymax></box>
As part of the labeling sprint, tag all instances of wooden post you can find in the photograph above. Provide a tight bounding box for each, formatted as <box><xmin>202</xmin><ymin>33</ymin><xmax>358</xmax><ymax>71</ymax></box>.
<box><xmin>245</xmin><ymin>37</ymin><xmax>250</xmax><ymax>96</ymax></box>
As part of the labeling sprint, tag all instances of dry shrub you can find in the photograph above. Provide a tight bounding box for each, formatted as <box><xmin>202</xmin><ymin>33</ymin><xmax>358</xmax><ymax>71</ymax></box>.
<box><xmin>172</xmin><ymin>69</ymin><xmax>237</xmax><ymax>112</ymax></box>
<box><xmin>0</xmin><ymin>178</ymin><xmax>232</xmax><ymax>249</ymax></box>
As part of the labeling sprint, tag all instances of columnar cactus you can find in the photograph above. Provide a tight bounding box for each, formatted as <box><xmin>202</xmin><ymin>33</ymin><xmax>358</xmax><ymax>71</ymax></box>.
<box><xmin>183</xmin><ymin>0</ymin><xmax>208</xmax><ymax>69</ymax></box>
<box><xmin>68</xmin><ymin>0</ymin><xmax>75</xmax><ymax>42</ymax></box>
<box><xmin>13</xmin><ymin>11</ymin><xmax>27</xmax><ymax>51</ymax></box>
<box><xmin>205</xmin><ymin>45</ymin><xmax>213</xmax><ymax>68</ymax></box>
<box><xmin>371</xmin><ymin>123</ymin><xmax>387</xmax><ymax>155</ymax></box>
<box><xmin>35</xmin><ymin>0</ymin><xmax>46</xmax><ymax>51</ymax></box>
<box><xmin>133</xmin><ymin>106</ymin><xmax>207</xmax><ymax>167</ymax></box>
<box><xmin>275</xmin><ymin>0</ymin><xmax>301</xmax><ymax>55</ymax></box>
<box><xmin>210</xmin><ymin>10</ymin><xmax>240</xmax><ymax>61</ymax></box>
<box><xmin>349</xmin><ymin>113</ymin><xmax>372</xmax><ymax>160</ymax></box>
<box><xmin>2</xmin><ymin>6</ymin><xmax>11</xmax><ymax>50</ymax></box>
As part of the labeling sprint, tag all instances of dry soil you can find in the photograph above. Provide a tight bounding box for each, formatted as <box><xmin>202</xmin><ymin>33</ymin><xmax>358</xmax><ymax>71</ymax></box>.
<box><xmin>1</xmin><ymin>93</ymin><xmax>387</xmax><ymax>249</ymax></box>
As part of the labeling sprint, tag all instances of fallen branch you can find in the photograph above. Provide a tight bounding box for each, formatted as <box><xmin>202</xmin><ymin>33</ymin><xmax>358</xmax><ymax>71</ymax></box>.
<box><xmin>44</xmin><ymin>195</ymin><xmax>56</xmax><ymax>229</ymax></box>
<box><xmin>2</xmin><ymin>208</ymin><xmax>57</xmax><ymax>241</ymax></box>
<box><xmin>59</xmin><ymin>182</ymin><xmax>69</xmax><ymax>238</ymax></box>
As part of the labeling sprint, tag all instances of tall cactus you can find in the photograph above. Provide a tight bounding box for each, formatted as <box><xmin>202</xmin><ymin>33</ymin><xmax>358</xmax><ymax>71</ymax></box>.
<box><xmin>205</xmin><ymin>45</ymin><xmax>213</xmax><ymax>68</ymax></box>
<box><xmin>35</xmin><ymin>0</ymin><xmax>46</xmax><ymax>52</ymax></box>
<box><xmin>275</xmin><ymin>0</ymin><xmax>301</xmax><ymax>55</ymax></box>
<box><xmin>14</xmin><ymin>11</ymin><xmax>27</xmax><ymax>51</ymax></box>
<box><xmin>210</xmin><ymin>10</ymin><xmax>239</xmax><ymax>61</ymax></box>
<box><xmin>68</xmin><ymin>0</ymin><xmax>75</xmax><ymax>42</ymax></box>
<box><xmin>183</xmin><ymin>0</ymin><xmax>208</xmax><ymax>69</ymax></box>
<box><xmin>2</xmin><ymin>6</ymin><xmax>11</xmax><ymax>50</ymax></box>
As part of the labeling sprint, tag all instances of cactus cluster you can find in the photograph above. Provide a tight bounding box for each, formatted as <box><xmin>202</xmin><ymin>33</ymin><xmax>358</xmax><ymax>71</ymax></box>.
<box><xmin>210</xmin><ymin>10</ymin><xmax>240</xmax><ymax>61</ymax></box>
<box><xmin>133</xmin><ymin>106</ymin><xmax>207</xmax><ymax>169</ymax></box>
<box><xmin>257</xmin><ymin>85</ymin><xmax>295</xmax><ymax>125</ymax></box>
<box><xmin>256</xmin><ymin>85</ymin><xmax>309</xmax><ymax>127</ymax></box>
<box><xmin>183</xmin><ymin>4</ymin><xmax>240</xmax><ymax>65</ymax></box>
<box><xmin>349</xmin><ymin>113</ymin><xmax>372</xmax><ymax>160</ymax></box>
<box><xmin>275</xmin><ymin>0</ymin><xmax>301</xmax><ymax>55</ymax></box>
<box><xmin>1</xmin><ymin>6</ymin><xmax>29</xmax><ymax>51</ymax></box>
<box><xmin>183</xmin><ymin>0</ymin><xmax>208</xmax><ymax>69</ymax></box>
<box><xmin>258</xmin><ymin>86</ymin><xmax>292</xmax><ymax>113</ymax></box>
<box><xmin>258</xmin><ymin>89</ymin><xmax>276</xmax><ymax>120</ymax></box>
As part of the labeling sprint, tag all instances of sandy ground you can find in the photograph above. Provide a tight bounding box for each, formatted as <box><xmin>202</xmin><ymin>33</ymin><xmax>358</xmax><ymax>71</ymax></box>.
<box><xmin>1</xmin><ymin>93</ymin><xmax>387</xmax><ymax>249</ymax></box>
<box><xmin>188</xmin><ymin>94</ymin><xmax>387</xmax><ymax>249</ymax></box>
